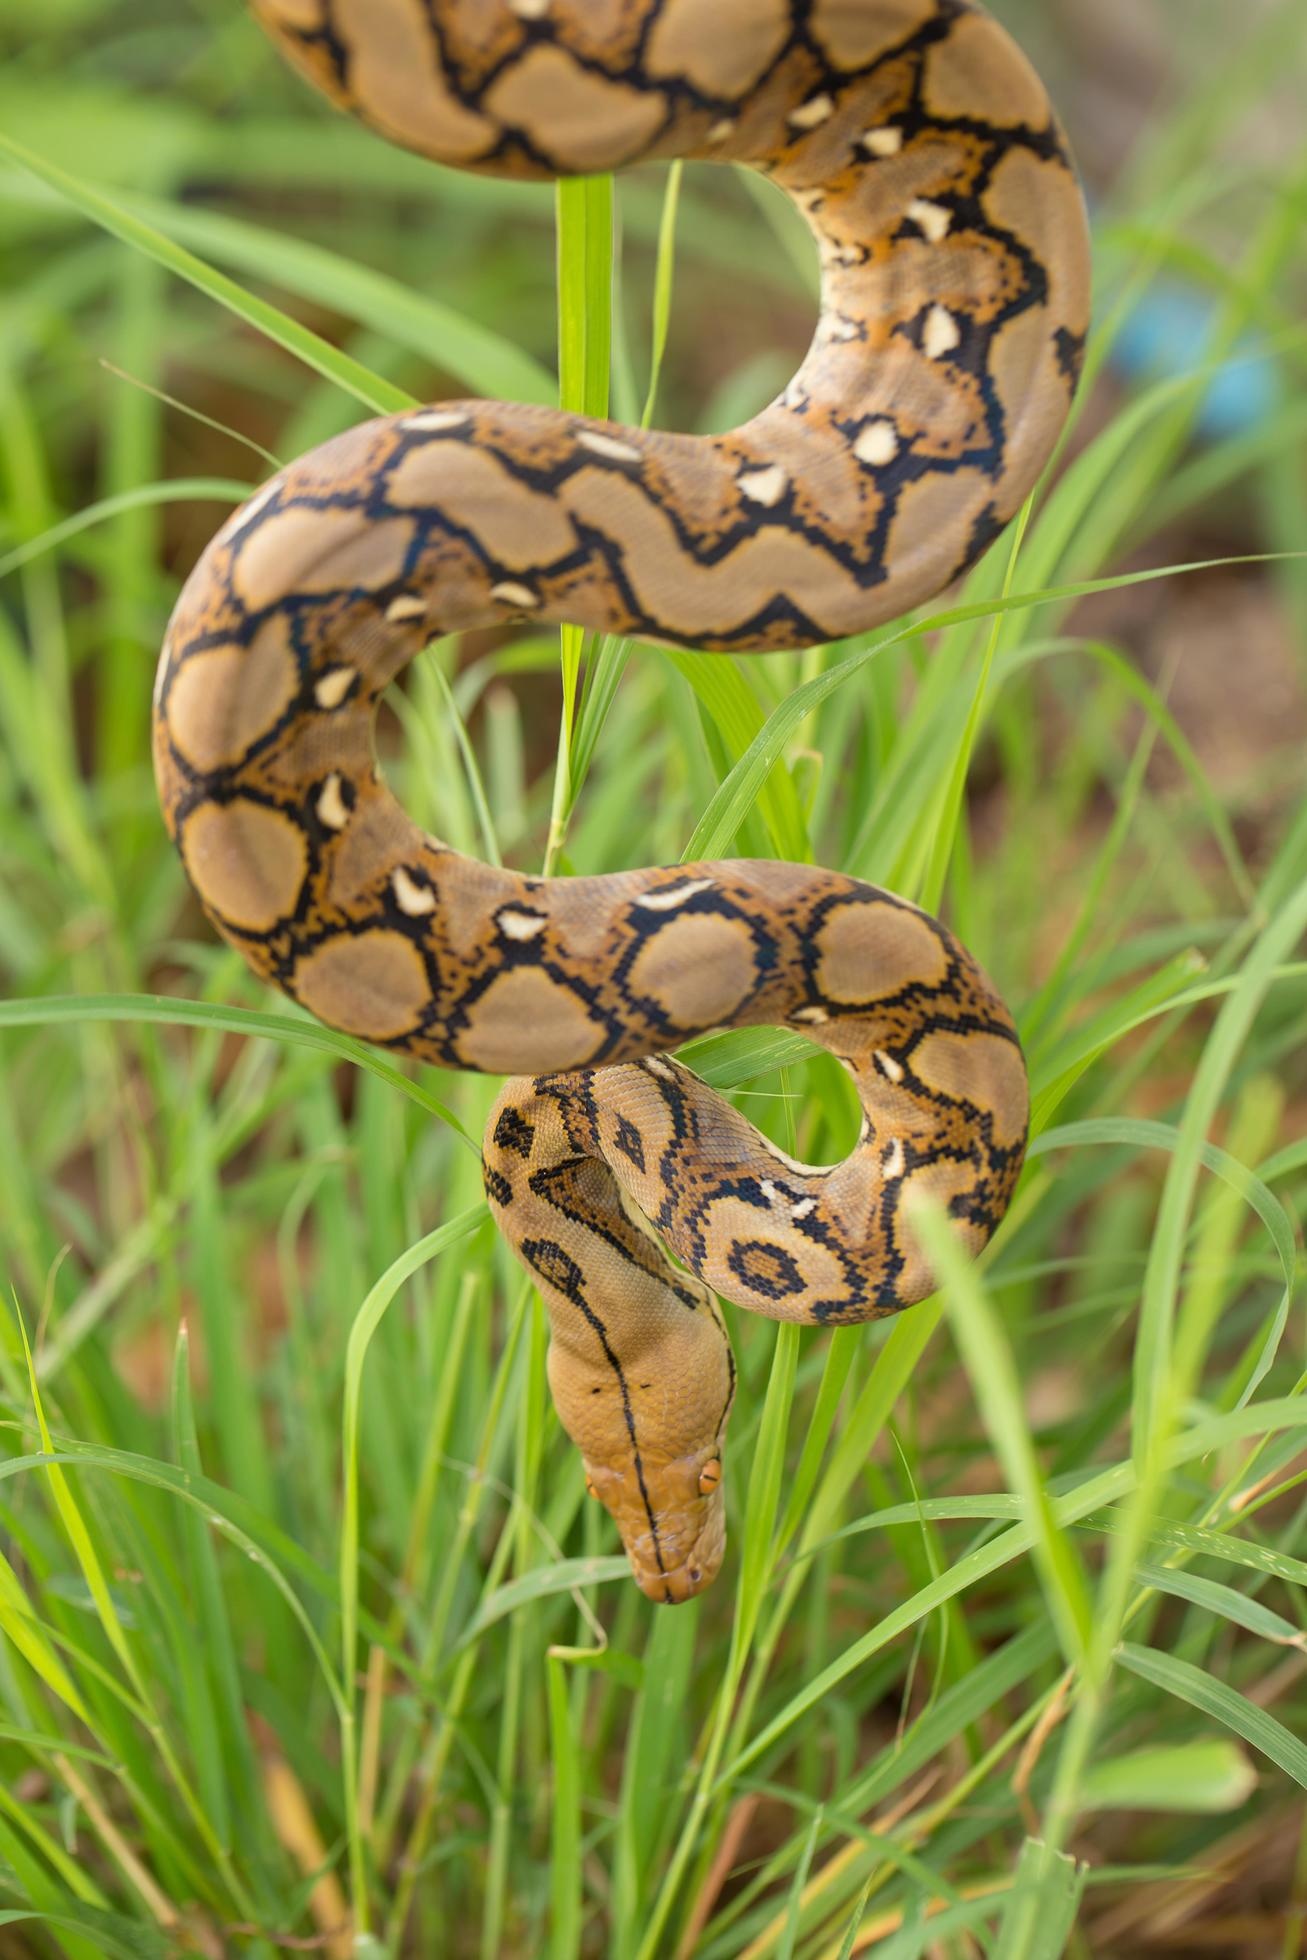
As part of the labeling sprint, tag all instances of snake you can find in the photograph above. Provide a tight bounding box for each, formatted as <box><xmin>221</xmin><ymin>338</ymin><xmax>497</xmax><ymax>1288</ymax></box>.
<box><xmin>153</xmin><ymin>0</ymin><xmax>1091</xmax><ymax>1603</ymax></box>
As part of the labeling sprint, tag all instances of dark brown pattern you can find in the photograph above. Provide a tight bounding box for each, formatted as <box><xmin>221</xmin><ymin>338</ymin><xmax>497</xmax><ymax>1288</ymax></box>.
<box><xmin>154</xmin><ymin>0</ymin><xmax>1090</xmax><ymax>1601</ymax></box>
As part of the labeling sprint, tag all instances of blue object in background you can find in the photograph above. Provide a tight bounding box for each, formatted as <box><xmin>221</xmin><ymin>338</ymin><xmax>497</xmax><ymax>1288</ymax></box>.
<box><xmin>1109</xmin><ymin>279</ymin><xmax>1282</xmax><ymax>441</ymax></box>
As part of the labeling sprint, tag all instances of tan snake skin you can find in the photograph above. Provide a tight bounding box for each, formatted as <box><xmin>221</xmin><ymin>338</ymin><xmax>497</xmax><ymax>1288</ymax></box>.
<box><xmin>153</xmin><ymin>0</ymin><xmax>1091</xmax><ymax>1602</ymax></box>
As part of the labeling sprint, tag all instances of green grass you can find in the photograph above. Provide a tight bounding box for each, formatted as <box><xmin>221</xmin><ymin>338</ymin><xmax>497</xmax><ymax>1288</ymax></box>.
<box><xmin>1</xmin><ymin>1</ymin><xmax>1307</xmax><ymax>1954</ymax></box>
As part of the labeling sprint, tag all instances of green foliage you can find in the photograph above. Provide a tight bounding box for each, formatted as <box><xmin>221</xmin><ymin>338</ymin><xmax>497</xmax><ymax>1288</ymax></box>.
<box><xmin>1</xmin><ymin>1</ymin><xmax>1305</xmax><ymax>1955</ymax></box>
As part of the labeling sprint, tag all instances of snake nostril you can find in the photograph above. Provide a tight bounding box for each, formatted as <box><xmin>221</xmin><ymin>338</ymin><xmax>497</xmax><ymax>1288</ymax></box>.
<box><xmin>688</xmin><ymin>1566</ymin><xmax>702</xmax><ymax>1585</ymax></box>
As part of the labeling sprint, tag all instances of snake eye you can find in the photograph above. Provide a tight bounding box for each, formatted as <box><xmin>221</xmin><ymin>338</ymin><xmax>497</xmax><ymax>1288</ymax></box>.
<box><xmin>698</xmin><ymin>1457</ymin><xmax>722</xmax><ymax>1495</ymax></box>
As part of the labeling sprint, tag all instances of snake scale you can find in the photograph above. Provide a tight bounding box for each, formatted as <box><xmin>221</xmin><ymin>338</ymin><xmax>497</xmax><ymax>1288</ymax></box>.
<box><xmin>154</xmin><ymin>0</ymin><xmax>1091</xmax><ymax>1602</ymax></box>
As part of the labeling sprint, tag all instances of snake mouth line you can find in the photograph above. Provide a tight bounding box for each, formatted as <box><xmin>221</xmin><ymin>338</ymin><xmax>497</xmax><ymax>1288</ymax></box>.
<box><xmin>629</xmin><ymin>1524</ymin><xmax>727</xmax><ymax>1607</ymax></box>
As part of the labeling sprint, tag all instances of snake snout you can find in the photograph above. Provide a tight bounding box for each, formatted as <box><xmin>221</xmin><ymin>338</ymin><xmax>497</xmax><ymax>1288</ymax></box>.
<box><xmin>631</xmin><ymin>1534</ymin><xmax>723</xmax><ymax>1605</ymax></box>
<box><xmin>629</xmin><ymin>1483</ymin><xmax>727</xmax><ymax>1606</ymax></box>
<box><xmin>584</xmin><ymin>1448</ymin><xmax>727</xmax><ymax>1603</ymax></box>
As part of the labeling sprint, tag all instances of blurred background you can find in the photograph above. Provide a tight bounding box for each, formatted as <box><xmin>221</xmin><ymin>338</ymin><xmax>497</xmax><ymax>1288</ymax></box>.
<box><xmin>1</xmin><ymin>2</ymin><xmax>1306</xmax><ymax>1956</ymax></box>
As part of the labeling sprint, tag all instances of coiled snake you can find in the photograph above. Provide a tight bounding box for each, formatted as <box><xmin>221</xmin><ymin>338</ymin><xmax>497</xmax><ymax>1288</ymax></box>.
<box><xmin>154</xmin><ymin>0</ymin><xmax>1091</xmax><ymax>1602</ymax></box>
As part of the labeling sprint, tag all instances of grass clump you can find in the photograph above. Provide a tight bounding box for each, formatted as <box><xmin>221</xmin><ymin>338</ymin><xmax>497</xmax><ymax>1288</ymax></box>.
<box><xmin>1</xmin><ymin>2</ymin><xmax>1306</xmax><ymax>1954</ymax></box>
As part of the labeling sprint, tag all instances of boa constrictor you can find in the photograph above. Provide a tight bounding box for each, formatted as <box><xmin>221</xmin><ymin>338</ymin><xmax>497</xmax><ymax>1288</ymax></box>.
<box><xmin>154</xmin><ymin>0</ymin><xmax>1090</xmax><ymax>1602</ymax></box>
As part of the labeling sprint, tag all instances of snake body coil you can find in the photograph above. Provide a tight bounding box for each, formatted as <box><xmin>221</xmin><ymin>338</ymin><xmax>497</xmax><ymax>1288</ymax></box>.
<box><xmin>154</xmin><ymin>0</ymin><xmax>1090</xmax><ymax>1601</ymax></box>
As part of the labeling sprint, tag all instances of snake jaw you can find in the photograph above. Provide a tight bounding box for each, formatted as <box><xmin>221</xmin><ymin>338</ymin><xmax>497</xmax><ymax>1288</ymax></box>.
<box><xmin>584</xmin><ymin>1449</ymin><xmax>727</xmax><ymax>1606</ymax></box>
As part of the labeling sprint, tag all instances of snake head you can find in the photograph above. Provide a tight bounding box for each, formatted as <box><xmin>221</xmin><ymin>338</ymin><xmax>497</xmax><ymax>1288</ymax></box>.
<box><xmin>585</xmin><ymin>1447</ymin><xmax>726</xmax><ymax>1605</ymax></box>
